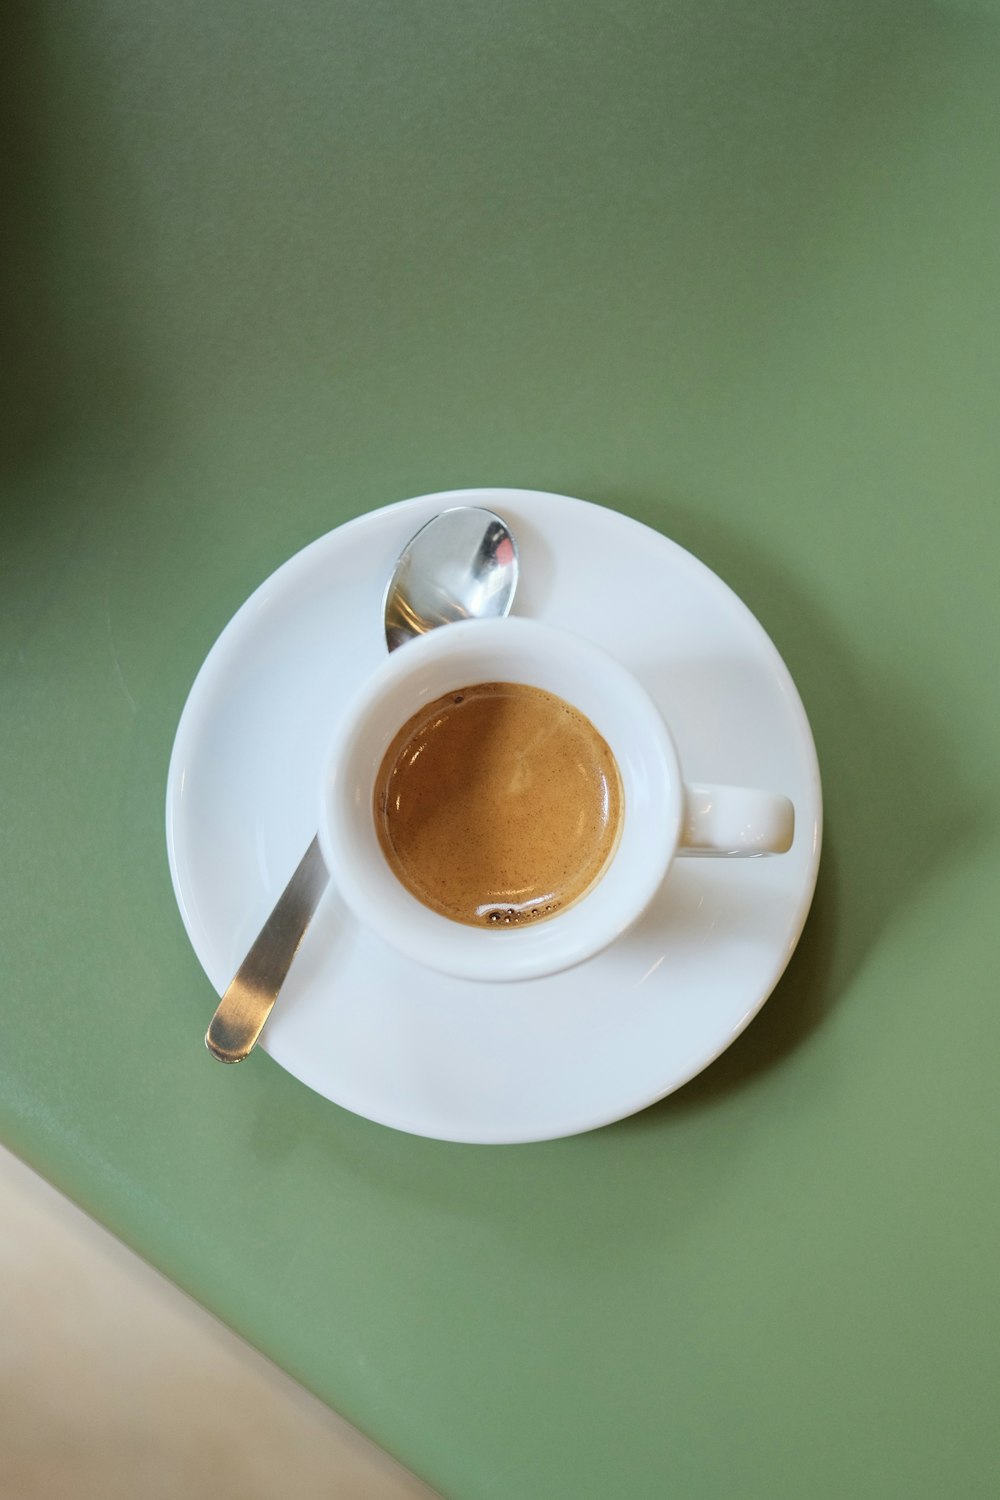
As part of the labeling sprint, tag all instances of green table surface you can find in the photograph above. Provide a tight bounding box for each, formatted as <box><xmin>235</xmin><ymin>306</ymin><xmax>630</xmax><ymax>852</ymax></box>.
<box><xmin>4</xmin><ymin>3</ymin><xmax>999</xmax><ymax>1496</ymax></box>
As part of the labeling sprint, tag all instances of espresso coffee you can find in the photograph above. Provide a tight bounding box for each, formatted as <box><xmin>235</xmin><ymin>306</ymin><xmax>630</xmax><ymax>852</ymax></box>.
<box><xmin>374</xmin><ymin>682</ymin><xmax>623</xmax><ymax>927</ymax></box>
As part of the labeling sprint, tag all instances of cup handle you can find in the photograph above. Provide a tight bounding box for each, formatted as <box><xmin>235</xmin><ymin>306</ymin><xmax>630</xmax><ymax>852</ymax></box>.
<box><xmin>680</xmin><ymin>783</ymin><xmax>795</xmax><ymax>857</ymax></box>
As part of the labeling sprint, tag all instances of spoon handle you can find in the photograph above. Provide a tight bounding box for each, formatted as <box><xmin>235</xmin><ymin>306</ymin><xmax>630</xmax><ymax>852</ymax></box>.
<box><xmin>205</xmin><ymin>835</ymin><xmax>330</xmax><ymax>1063</ymax></box>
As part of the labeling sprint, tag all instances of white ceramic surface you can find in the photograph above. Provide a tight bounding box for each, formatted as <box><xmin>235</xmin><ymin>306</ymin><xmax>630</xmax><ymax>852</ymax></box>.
<box><xmin>320</xmin><ymin>615</ymin><xmax>796</xmax><ymax>982</ymax></box>
<box><xmin>166</xmin><ymin>489</ymin><xmax>822</xmax><ymax>1143</ymax></box>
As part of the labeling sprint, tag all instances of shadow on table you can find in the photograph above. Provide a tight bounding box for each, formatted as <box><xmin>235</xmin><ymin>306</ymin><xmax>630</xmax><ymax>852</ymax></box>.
<box><xmin>605</xmin><ymin>488</ymin><xmax>979</xmax><ymax>1128</ymax></box>
<box><xmin>0</xmin><ymin>0</ymin><xmax>166</xmax><ymax>484</ymax></box>
<box><xmin>252</xmin><ymin>482</ymin><xmax>978</xmax><ymax>1185</ymax></box>
<box><xmin>0</xmin><ymin>0</ymin><xmax>61</xmax><ymax>474</ymax></box>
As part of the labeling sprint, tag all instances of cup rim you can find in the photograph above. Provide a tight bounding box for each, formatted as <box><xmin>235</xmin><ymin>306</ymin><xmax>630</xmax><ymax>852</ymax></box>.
<box><xmin>319</xmin><ymin>617</ymin><xmax>682</xmax><ymax>981</ymax></box>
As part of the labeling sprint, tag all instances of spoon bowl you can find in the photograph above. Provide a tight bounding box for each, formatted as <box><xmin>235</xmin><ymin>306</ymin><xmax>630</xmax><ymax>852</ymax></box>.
<box><xmin>384</xmin><ymin>508</ymin><xmax>519</xmax><ymax>650</ymax></box>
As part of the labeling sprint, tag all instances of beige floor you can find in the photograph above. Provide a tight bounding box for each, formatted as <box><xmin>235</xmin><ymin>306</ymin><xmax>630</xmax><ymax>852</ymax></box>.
<box><xmin>0</xmin><ymin>1148</ymin><xmax>438</xmax><ymax>1500</ymax></box>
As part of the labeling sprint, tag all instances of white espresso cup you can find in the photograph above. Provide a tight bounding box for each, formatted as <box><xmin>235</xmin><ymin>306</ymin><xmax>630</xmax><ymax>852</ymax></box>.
<box><xmin>319</xmin><ymin>617</ymin><xmax>794</xmax><ymax>982</ymax></box>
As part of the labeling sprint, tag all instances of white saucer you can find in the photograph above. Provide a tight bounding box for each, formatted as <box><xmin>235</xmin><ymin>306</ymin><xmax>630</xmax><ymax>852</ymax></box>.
<box><xmin>166</xmin><ymin>489</ymin><xmax>822</xmax><ymax>1143</ymax></box>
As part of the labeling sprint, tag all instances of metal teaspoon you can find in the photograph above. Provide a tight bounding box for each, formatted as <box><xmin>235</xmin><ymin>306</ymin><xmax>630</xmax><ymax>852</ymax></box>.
<box><xmin>205</xmin><ymin>506</ymin><xmax>520</xmax><ymax>1062</ymax></box>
